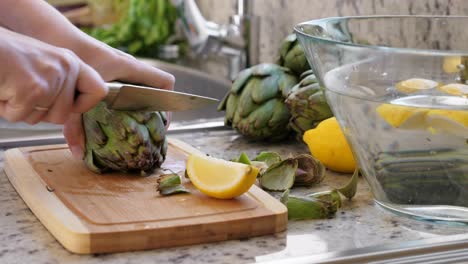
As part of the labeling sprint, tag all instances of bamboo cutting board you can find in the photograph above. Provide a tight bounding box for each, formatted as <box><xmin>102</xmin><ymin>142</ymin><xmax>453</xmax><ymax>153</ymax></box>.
<box><xmin>4</xmin><ymin>138</ymin><xmax>287</xmax><ymax>254</ymax></box>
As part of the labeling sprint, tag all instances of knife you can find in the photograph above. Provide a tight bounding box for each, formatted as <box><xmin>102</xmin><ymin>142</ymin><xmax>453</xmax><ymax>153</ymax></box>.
<box><xmin>103</xmin><ymin>82</ymin><xmax>219</xmax><ymax>111</ymax></box>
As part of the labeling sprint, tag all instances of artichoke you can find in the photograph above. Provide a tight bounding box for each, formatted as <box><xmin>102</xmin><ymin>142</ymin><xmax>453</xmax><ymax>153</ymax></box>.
<box><xmin>218</xmin><ymin>63</ymin><xmax>298</xmax><ymax>141</ymax></box>
<box><xmin>277</xmin><ymin>34</ymin><xmax>310</xmax><ymax>76</ymax></box>
<box><xmin>285</xmin><ymin>70</ymin><xmax>333</xmax><ymax>139</ymax></box>
<box><xmin>83</xmin><ymin>102</ymin><xmax>168</xmax><ymax>174</ymax></box>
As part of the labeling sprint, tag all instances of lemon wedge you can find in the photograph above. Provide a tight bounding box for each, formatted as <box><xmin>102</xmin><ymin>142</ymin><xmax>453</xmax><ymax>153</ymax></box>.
<box><xmin>395</xmin><ymin>78</ymin><xmax>440</xmax><ymax>94</ymax></box>
<box><xmin>186</xmin><ymin>154</ymin><xmax>259</xmax><ymax>199</ymax></box>
<box><xmin>442</xmin><ymin>56</ymin><xmax>462</xmax><ymax>73</ymax></box>
<box><xmin>426</xmin><ymin>109</ymin><xmax>468</xmax><ymax>137</ymax></box>
<box><xmin>438</xmin><ymin>83</ymin><xmax>468</xmax><ymax>96</ymax></box>
<box><xmin>376</xmin><ymin>104</ymin><xmax>429</xmax><ymax>128</ymax></box>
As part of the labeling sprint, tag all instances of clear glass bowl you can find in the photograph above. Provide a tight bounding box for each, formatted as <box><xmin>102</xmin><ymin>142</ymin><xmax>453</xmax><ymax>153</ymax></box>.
<box><xmin>295</xmin><ymin>16</ymin><xmax>468</xmax><ymax>224</ymax></box>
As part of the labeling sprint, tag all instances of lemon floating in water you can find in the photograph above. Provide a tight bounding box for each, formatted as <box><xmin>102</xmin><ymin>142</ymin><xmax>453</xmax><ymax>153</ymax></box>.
<box><xmin>376</xmin><ymin>104</ymin><xmax>429</xmax><ymax>128</ymax></box>
<box><xmin>442</xmin><ymin>56</ymin><xmax>462</xmax><ymax>73</ymax></box>
<box><xmin>376</xmin><ymin>104</ymin><xmax>468</xmax><ymax>137</ymax></box>
<box><xmin>395</xmin><ymin>78</ymin><xmax>440</xmax><ymax>94</ymax></box>
<box><xmin>186</xmin><ymin>154</ymin><xmax>259</xmax><ymax>199</ymax></box>
<box><xmin>426</xmin><ymin>109</ymin><xmax>468</xmax><ymax>137</ymax></box>
<box><xmin>438</xmin><ymin>83</ymin><xmax>468</xmax><ymax>96</ymax></box>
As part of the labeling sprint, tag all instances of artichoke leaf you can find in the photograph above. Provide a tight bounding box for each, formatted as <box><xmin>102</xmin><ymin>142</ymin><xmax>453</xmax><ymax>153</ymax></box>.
<box><xmin>280</xmin><ymin>189</ymin><xmax>336</xmax><ymax>220</ymax></box>
<box><xmin>251</xmin><ymin>75</ymin><xmax>282</xmax><ymax>103</ymax></box>
<box><xmin>232</xmin><ymin>152</ymin><xmax>268</xmax><ymax>174</ymax></box>
<box><xmin>308</xmin><ymin>190</ymin><xmax>341</xmax><ymax>214</ymax></box>
<box><xmin>238</xmin><ymin>152</ymin><xmax>252</xmax><ymax>165</ymax></box>
<box><xmin>260</xmin><ymin>158</ymin><xmax>298</xmax><ymax>191</ymax></box>
<box><xmin>157</xmin><ymin>173</ymin><xmax>189</xmax><ymax>196</ymax></box>
<box><xmin>292</xmin><ymin>154</ymin><xmax>326</xmax><ymax>187</ymax></box>
<box><xmin>231</xmin><ymin>66</ymin><xmax>254</xmax><ymax>94</ymax></box>
<box><xmin>337</xmin><ymin>168</ymin><xmax>359</xmax><ymax>200</ymax></box>
<box><xmin>253</xmin><ymin>151</ymin><xmax>282</xmax><ymax>167</ymax></box>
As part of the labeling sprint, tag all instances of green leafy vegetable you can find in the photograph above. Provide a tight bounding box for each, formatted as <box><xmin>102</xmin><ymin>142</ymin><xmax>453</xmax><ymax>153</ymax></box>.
<box><xmin>85</xmin><ymin>0</ymin><xmax>178</xmax><ymax>57</ymax></box>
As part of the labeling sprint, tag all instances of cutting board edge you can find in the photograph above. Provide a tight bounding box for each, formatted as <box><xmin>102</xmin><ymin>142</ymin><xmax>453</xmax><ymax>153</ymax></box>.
<box><xmin>4</xmin><ymin>148</ymin><xmax>93</xmax><ymax>254</ymax></box>
<box><xmin>86</xmin><ymin>211</ymin><xmax>288</xmax><ymax>254</ymax></box>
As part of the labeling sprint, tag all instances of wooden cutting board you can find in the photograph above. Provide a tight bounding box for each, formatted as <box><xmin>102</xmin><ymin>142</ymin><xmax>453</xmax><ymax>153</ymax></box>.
<box><xmin>4</xmin><ymin>138</ymin><xmax>287</xmax><ymax>254</ymax></box>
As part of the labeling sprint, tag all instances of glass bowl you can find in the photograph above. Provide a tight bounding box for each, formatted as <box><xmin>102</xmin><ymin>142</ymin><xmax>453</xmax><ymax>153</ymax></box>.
<box><xmin>295</xmin><ymin>16</ymin><xmax>468</xmax><ymax>224</ymax></box>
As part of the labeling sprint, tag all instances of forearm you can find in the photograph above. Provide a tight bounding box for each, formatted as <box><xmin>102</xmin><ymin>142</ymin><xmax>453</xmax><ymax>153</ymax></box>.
<box><xmin>0</xmin><ymin>0</ymin><xmax>105</xmax><ymax>63</ymax></box>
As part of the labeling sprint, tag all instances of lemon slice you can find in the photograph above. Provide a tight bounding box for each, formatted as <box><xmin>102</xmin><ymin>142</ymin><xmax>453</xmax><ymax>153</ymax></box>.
<box><xmin>376</xmin><ymin>104</ymin><xmax>429</xmax><ymax>128</ymax></box>
<box><xmin>426</xmin><ymin>109</ymin><xmax>468</xmax><ymax>137</ymax></box>
<box><xmin>186</xmin><ymin>154</ymin><xmax>259</xmax><ymax>199</ymax></box>
<box><xmin>442</xmin><ymin>56</ymin><xmax>462</xmax><ymax>73</ymax></box>
<box><xmin>395</xmin><ymin>78</ymin><xmax>440</xmax><ymax>94</ymax></box>
<box><xmin>438</xmin><ymin>83</ymin><xmax>468</xmax><ymax>96</ymax></box>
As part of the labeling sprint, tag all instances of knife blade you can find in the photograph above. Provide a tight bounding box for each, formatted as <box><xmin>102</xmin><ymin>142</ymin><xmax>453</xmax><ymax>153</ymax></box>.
<box><xmin>103</xmin><ymin>82</ymin><xmax>219</xmax><ymax>111</ymax></box>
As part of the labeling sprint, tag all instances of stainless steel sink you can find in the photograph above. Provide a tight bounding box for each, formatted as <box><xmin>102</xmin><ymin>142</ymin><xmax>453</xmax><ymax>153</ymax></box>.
<box><xmin>0</xmin><ymin>59</ymin><xmax>231</xmax><ymax>147</ymax></box>
<box><xmin>139</xmin><ymin>58</ymin><xmax>231</xmax><ymax>125</ymax></box>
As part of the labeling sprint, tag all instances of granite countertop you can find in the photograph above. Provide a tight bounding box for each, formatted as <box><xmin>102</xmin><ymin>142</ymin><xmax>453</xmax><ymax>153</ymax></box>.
<box><xmin>0</xmin><ymin>128</ymin><xmax>466</xmax><ymax>264</ymax></box>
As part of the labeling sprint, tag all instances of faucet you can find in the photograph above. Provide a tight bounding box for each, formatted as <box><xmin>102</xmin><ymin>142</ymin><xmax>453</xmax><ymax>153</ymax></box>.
<box><xmin>171</xmin><ymin>0</ymin><xmax>259</xmax><ymax>80</ymax></box>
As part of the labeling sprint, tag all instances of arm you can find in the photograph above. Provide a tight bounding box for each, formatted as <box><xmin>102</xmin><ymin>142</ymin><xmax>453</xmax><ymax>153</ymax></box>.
<box><xmin>0</xmin><ymin>26</ymin><xmax>107</xmax><ymax>131</ymax></box>
<box><xmin>0</xmin><ymin>0</ymin><xmax>175</xmax><ymax>89</ymax></box>
<box><xmin>0</xmin><ymin>0</ymin><xmax>175</xmax><ymax>158</ymax></box>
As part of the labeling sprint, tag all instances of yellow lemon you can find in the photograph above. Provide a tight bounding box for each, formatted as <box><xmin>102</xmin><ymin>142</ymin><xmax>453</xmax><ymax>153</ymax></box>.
<box><xmin>303</xmin><ymin>117</ymin><xmax>356</xmax><ymax>173</ymax></box>
<box><xmin>426</xmin><ymin>109</ymin><xmax>468</xmax><ymax>137</ymax></box>
<box><xmin>438</xmin><ymin>83</ymin><xmax>468</xmax><ymax>96</ymax></box>
<box><xmin>395</xmin><ymin>78</ymin><xmax>440</xmax><ymax>94</ymax></box>
<box><xmin>376</xmin><ymin>104</ymin><xmax>429</xmax><ymax>128</ymax></box>
<box><xmin>442</xmin><ymin>56</ymin><xmax>462</xmax><ymax>73</ymax></box>
<box><xmin>186</xmin><ymin>154</ymin><xmax>259</xmax><ymax>199</ymax></box>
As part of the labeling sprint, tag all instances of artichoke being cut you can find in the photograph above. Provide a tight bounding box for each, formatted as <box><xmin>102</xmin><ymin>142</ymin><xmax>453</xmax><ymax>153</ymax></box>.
<box><xmin>218</xmin><ymin>63</ymin><xmax>298</xmax><ymax>141</ymax></box>
<box><xmin>277</xmin><ymin>34</ymin><xmax>310</xmax><ymax>76</ymax></box>
<box><xmin>83</xmin><ymin>102</ymin><xmax>168</xmax><ymax>174</ymax></box>
<box><xmin>285</xmin><ymin>70</ymin><xmax>333</xmax><ymax>139</ymax></box>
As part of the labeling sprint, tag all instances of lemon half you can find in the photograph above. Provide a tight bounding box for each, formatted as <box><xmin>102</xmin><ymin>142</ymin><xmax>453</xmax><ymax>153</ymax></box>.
<box><xmin>395</xmin><ymin>78</ymin><xmax>440</xmax><ymax>94</ymax></box>
<box><xmin>442</xmin><ymin>56</ymin><xmax>462</xmax><ymax>73</ymax></box>
<box><xmin>376</xmin><ymin>104</ymin><xmax>429</xmax><ymax>128</ymax></box>
<box><xmin>426</xmin><ymin>109</ymin><xmax>468</xmax><ymax>137</ymax></box>
<box><xmin>438</xmin><ymin>83</ymin><xmax>468</xmax><ymax>96</ymax></box>
<box><xmin>186</xmin><ymin>154</ymin><xmax>259</xmax><ymax>199</ymax></box>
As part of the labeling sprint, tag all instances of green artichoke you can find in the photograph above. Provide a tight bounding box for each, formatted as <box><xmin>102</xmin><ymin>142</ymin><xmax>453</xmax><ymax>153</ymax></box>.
<box><xmin>285</xmin><ymin>70</ymin><xmax>333</xmax><ymax>139</ymax></box>
<box><xmin>218</xmin><ymin>63</ymin><xmax>298</xmax><ymax>141</ymax></box>
<box><xmin>277</xmin><ymin>34</ymin><xmax>310</xmax><ymax>76</ymax></box>
<box><xmin>83</xmin><ymin>102</ymin><xmax>168</xmax><ymax>174</ymax></box>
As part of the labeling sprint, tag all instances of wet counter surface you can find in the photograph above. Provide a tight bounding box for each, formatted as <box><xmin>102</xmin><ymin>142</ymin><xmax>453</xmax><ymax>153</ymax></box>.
<box><xmin>0</xmin><ymin>129</ymin><xmax>466</xmax><ymax>264</ymax></box>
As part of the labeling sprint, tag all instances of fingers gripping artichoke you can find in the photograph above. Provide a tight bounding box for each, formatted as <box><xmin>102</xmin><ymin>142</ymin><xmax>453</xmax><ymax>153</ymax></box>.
<box><xmin>277</xmin><ymin>34</ymin><xmax>310</xmax><ymax>76</ymax></box>
<box><xmin>285</xmin><ymin>70</ymin><xmax>333</xmax><ymax>138</ymax></box>
<box><xmin>218</xmin><ymin>63</ymin><xmax>298</xmax><ymax>141</ymax></box>
<box><xmin>83</xmin><ymin>102</ymin><xmax>168</xmax><ymax>174</ymax></box>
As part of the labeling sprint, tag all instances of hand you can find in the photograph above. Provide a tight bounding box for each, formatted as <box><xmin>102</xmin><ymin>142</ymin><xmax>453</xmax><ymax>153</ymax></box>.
<box><xmin>63</xmin><ymin>38</ymin><xmax>175</xmax><ymax>159</ymax></box>
<box><xmin>0</xmin><ymin>27</ymin><xmax>108</xmax><ymax>125</ymax></box>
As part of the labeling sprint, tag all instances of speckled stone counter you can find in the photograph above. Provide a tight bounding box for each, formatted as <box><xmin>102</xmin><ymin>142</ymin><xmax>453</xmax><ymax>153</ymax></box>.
<box><xmin>0</xmin><ymin>129</ymin><xmax>466</xmax><ymax>264</ymax></box>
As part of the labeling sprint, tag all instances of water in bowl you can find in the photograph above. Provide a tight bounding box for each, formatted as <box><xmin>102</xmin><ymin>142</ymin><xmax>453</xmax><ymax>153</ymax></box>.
<box><xmin>324</xmin><ymin>72</ymin><xmax>468</xmax><ymax>224</ymax></box>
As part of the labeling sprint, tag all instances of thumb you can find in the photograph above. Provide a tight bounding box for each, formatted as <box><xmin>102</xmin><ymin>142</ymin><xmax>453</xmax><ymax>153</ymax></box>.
<box><xmin>63</xmin><ymin>113</ymin><xmax>85</xmax><ymax>159</ymax></box>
